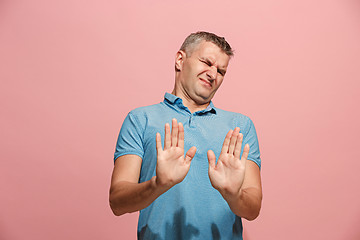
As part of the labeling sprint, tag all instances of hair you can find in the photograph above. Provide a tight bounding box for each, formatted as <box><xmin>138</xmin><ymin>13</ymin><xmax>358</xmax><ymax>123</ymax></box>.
<box><xmin>180</xmin><ymin>31</ymin><xmax>234</xmax><ymax>57</ymax></box>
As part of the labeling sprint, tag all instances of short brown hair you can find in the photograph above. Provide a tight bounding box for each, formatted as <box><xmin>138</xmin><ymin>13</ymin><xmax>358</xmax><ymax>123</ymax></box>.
<box><xmin>180</xmin><ymin>31</ymin><xmax>234</xmax><ymax>57</ymax></box>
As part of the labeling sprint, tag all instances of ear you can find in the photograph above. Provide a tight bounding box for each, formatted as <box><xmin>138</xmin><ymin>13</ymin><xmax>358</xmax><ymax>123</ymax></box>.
<box><xmin>175</xmin><ymin>50</ymin><xmax>186</xmax><ymax>72</ymax></box>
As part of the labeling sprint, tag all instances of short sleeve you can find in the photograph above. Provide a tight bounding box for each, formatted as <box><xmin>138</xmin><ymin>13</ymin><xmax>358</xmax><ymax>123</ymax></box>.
<box><xmin>114</xmin><ymin>112</ymin><xmax>144</xmax><ymax>162</ymax></box>
<box><xmin>243</xmin><ymin>118</ymin><xmax>261</xmax><ymax>169</ymax></box>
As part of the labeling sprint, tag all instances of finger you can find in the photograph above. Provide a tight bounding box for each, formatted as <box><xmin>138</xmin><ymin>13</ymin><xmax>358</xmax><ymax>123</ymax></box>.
<box><xmin>241</xmin><ymin>143</ymin><xmax>250</xmax><ymax>164</ymax></box>
<box><xmin>234</xmin><ymin>133</ymin><xmax>243</xmax><ymax>160</ymax></box>
<box><xmin>228</xmin><ymin>127</ymin><xmax>240</xmax><ymax>155</ymax></box>
<box><xmin>164</xmin><ymin>123</ymin><xmax>171</xmax><ymax>149</ymax></box>
<box><xmin>178</xmin><ymin>122</ymin><xmax>184</xmax><ymax>148</ymax></box>
<box><xmin>207</xmin><ymin>150</ymin><xmax>216</xmax><ymax>169</ymax></box>
<box><xmin>185</xmin><ymin>146</ymin><xmax>197</xmax><ymax>163</ymax></box>
<box><xmin>171</xmin><ymin>118</ymin><xmax>178</xmax><ymax>147</ymax></box>
<box><xmin>156</xmin><ymin>132</ymin><xmax>163</xmax><ymax>153</ymax></box>
<box><xmin>221</xmin><ymin>130</ymin><xmax>233</xmax><ymax>153</ymax></box>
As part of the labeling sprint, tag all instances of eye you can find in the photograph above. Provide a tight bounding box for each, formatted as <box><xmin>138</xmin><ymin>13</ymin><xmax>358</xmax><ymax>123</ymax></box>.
<box><xmin>217</xmin><ymin>70</ymin><xmax>226</xmax><ymax>76</ymax></box>
<box><xmin>201</xmin><ymin>60</ymin><xmax>211</xmax><ymax>66</ymax></box>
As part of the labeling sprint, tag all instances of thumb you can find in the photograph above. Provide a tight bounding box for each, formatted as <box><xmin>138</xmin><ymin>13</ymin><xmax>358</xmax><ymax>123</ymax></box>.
<box><xmin>185</xmin><ymin>146</ymin><xmax>197</xmax><ymax>163</ymax></box>
<box><xmin>207</xmin><ymin>150</ymin><xmax>216</xmax><ymax>169</ymax></box>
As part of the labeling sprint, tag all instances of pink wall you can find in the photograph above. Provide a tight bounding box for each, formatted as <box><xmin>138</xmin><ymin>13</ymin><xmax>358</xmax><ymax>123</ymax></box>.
<box><xmin>1</xmin><ymin>0</ymin><xmax>359</xmax><ymax>239</ymax></box>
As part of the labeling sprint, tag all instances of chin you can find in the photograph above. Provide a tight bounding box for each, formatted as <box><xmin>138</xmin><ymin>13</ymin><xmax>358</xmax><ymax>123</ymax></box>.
<box><xmin>192</xmin><ymin>88</ymin><xmax>215</xmax><ymax>103</ymax></box>
<box><xmin>196</xmin><ymin>94</ymin><xmax>213</xmax><ymax>104</ymax></box>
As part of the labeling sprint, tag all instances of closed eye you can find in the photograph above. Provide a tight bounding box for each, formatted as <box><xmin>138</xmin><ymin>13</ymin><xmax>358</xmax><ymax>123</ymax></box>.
<box><xmin>200</xmin><ymin>58</ymin><xmax>226</xmax><ymax>76</ymax></box>
<box><xmin>201</xmin><ymin>60</ymin><xmax>212</xmax><ymax>66</ymax></box>
<box><xmin>218</xmin><ymin>70</ymin><xmax>226</xmax><ymax>76</ymax></box>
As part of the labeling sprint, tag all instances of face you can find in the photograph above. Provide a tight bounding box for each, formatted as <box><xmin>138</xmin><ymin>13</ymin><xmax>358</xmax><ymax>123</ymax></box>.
<box><xmin>175</xmin><ymin>41</ymin><xmax>231</xmax><ymax>105</ymax></box>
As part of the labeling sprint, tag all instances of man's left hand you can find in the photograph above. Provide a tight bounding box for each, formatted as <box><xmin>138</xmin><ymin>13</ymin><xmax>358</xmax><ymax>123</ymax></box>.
<box><xmin>207</xmin><ymin>127</ymin><xmax>249</xmax><ymax>198</ymax></box>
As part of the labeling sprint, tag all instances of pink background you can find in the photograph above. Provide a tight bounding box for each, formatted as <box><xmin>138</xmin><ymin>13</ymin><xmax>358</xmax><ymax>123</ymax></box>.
<box><xmin>1</xmin><ymin>0</ymin><xmax>360</xmax><ymax>239</ymax></box>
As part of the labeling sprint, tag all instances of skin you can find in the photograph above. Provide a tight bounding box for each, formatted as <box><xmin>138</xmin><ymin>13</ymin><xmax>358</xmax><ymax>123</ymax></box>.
<box><xmin>173</xmin><ymin>41</ymin><xmax>230</xmax><ymax>113</ymax></box>
<box><xmin>109</xmin><ymin>40</ymin><xmax>262</xmax><ymax>220</ymax></box>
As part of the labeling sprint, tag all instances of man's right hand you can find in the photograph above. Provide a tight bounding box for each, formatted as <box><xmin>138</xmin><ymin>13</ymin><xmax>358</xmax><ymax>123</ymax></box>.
<box><xmin>154</xmin><ymin>118</ymin><xmax>197</xmax><ymax>190</ymax></box>
<box><xmin>109</xmin><ymin>118</ymin><xmax>196</xmax><ymax>216</ymax></box>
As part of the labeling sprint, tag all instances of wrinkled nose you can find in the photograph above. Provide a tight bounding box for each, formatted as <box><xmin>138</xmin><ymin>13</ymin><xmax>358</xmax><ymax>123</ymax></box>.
<box><xmin>206</xmin><ymin>66</ymin><xmax>217</xmax><ymax>81</ymax></box>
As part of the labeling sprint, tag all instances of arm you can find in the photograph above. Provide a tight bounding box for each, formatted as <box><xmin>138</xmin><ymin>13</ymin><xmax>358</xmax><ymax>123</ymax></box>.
<box><xmin>109</xmin><ymin>154</ymin><xmax>165</xmax><ymax>216</ymax></box>
<box><xmin>222</xmin><ymin>160</ymin><xmax>262</xmax><ymax>220</ymax></box>
<box><xmin>207</xmin><ymin>127</ymin><xmax>262</xmax><ymax>220</ymax></box>
<box><xmin>109</xmin><ymin>119</ymin><xmax>197</xmax><ymax>216</ymax></box>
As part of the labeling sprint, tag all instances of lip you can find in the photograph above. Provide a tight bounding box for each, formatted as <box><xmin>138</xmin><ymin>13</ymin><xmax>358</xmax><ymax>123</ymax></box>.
<box><xmin>199</xmin><ymin>78</ymin><xmax>212</xmax><ymax>88</ymax></box>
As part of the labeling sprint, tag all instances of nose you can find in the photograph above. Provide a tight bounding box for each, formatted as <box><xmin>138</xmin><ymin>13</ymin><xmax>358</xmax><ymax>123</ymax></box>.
<box><xmin>206</xmin><ymin>66</ymin><xmax>217</xmax><ymax>81</ymax></box>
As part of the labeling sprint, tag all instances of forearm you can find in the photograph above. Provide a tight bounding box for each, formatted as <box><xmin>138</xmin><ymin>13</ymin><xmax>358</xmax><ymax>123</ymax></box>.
<box><xmin>110</xmin><ymin>119</ymin><xmax>196</xmax><ymax>216</ymax></box>
<box><xmin>109</xmin><ymin>176</ymin><xmax>168</xmax><ymax>216</ymax></box>
<box><xmin>223</xmin><ymin>187</ymin><xmax>262</xmax><ymax>221</ymax></box>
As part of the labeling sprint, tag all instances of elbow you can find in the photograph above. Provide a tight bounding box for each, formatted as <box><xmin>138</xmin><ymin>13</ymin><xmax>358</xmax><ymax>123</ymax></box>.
<box><xmin>109</xmin><ymin>193</ymin><xmax>138</xmax><ymax>216</ymax></box>
<box><xmin>110</xmin><ymin>205</ymin><xmax>123</xmax><ymax>216</ymax></box>
<box><xmin>240</xmin><ymin>188</ymin><xmax>262</xmax><ymax>221</ymax></box>
<box><xmin>109</xmin><ymin>201</ymin><xmax>127</xmax><ymax>216</ymax></box>
<box><xmin>243</xmin><ymin>210</ymin><xmax>260</xmax><ymax>221</ymax></box>
<box><xmin>242</xmin><ymin>204</ymin><xmax>261</xmax><ymax>221</ymax></box>
<box><xmin>111</xmin><ymin>209</ymin><xmax>124</xmax><ymax>217</ymax></box>
<box><xmin>109</xmin><ymin>201</ymin><xmax>122</xmax><ymax>216</ymax></box>
<box><xmin>109</xmin><ymin>194</ymin><xmax>126</xmax><ymax>216</ymax></box>
<box><xmin>233</xmin><ymin>205</ymin><xmax>261</xmax><ymax>221</ymax></box>
<box><xmin>110</xmin><ymin>202</ymin><xmax>137</xmax><ymax>216</ymax></box>
<box><xmin>109</xmin><ymin>184</ymin><xmax>128</xmax><ymax>216</ymax></box>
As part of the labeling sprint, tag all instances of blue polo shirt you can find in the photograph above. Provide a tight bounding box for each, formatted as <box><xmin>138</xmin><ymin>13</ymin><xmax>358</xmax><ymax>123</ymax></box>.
<box><xmin>114</xmin><ymin>92</ymin><xmax>261</xmax><ymax>240</ymax></box>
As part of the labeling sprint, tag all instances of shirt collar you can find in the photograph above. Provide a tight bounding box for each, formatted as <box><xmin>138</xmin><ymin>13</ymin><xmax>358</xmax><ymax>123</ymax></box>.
<box><xmin>164</xmin><ymin>92</ymin><xmax>217</xmax><ymax>114</ymax></box>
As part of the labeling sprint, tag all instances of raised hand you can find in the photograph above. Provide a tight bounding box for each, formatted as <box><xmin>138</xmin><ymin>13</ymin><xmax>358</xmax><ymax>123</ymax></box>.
<box><xmin>155</xmin><ymin>118</ymin><xmax>197</xmax><ymax>190</ymax></box>
<box><xmin>207</xmin><ymin>127</ymin><xmax>250</xmax><ymax>197</ymax></box>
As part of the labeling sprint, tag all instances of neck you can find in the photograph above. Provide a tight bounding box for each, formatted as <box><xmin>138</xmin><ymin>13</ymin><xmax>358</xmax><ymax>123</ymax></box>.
<box><xmin>171</xmin><ymin>88</ymin><xmax>210</xmax><ymax>113</ymax></box>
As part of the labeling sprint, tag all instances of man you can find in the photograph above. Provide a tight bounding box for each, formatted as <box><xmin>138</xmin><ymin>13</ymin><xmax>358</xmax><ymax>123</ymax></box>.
<box><xmin>110</xmin><ymin>31</ymin><xmax>262</xmax><ymax>240</ymax></box>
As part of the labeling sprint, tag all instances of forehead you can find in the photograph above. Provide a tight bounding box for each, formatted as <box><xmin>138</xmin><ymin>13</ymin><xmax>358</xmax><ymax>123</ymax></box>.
<box><xmin>191</xmin><ymin>41</ymin><xmax>230</xmax><ymax>68</ymax></box>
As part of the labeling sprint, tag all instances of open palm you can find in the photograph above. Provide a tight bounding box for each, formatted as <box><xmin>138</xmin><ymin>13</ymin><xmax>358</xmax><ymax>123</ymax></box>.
<box><xmin>208</xmin><ymin>127</ymin><xmax>249</xmax><ymax>196</ymax></box>
<box><xmin>155</xmin><ymin>118</ymin><xmax>197</xmax><ymax>189</ymax></box>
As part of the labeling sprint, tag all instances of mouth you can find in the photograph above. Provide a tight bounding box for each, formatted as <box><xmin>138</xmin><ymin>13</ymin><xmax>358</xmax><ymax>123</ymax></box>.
<box><xmin>199</xmin><ymin>78</ymin><xmax>212</xmax><ymax>88</ymax></box>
